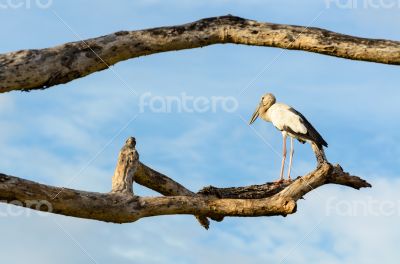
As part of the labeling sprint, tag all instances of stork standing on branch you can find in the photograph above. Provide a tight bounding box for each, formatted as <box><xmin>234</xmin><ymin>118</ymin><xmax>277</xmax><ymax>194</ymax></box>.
<box><xmin>249</xmin><ymin>93</ymin><xmax>328</xmax><ymax>182</ymax></box>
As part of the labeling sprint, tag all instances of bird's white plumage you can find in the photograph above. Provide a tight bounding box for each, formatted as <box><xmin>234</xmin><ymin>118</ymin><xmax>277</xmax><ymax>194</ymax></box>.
<box><xmin>261</xmin><ymin>103</ymin><xmax>307</xmax><ymax>135</ymax></box>
<box><xmin>249</xmin><ymin>93</ymin><xmax>328</xmax><ymax>180</ymax></box>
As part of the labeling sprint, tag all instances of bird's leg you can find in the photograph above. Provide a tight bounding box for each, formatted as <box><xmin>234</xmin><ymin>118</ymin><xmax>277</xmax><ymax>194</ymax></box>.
<box><xmin>279</xmin><ymin>133</ymin><xmax>287</xmax><ymax>182</ymax></box>
<box><xmin>287</xmin><ymin>137</ymin><xmax>294</xmax><ymax>181</ymax></box>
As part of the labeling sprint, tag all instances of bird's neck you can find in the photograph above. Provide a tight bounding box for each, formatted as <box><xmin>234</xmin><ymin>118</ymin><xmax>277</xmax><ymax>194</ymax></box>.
<box><xmin>260</xmin><ymin>104</ymin><xmax>274</xmax><ymax>122</ymax></box>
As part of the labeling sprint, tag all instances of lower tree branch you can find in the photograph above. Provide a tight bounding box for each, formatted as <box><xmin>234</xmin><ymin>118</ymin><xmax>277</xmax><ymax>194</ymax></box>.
<box><xmin>0</xmin><ymin>137</ymin><xmax>371</xmax><ymax>228</ymax></box>
<box><xmin>132</xmin><ymin>143</ymin><xmax>212</xmax><ymax>228</ymax></box>
<box><xmin>199</xmin><ymin>182</ymin><xmax>290</xmax><ymax>199</ymax></box>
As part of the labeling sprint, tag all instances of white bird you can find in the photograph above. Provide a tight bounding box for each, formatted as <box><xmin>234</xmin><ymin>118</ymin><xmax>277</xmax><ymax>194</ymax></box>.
<box><xmin>249</xmin><ymin>93</ymin><xmax>328</xmax><ymax>182</ymax></box>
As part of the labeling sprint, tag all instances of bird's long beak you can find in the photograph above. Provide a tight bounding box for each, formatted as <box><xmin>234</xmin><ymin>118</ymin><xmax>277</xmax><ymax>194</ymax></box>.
<box><xmin>249</xmin><ymin>105</ymin><xmax>260</xmax><ymax>125</ymax></box>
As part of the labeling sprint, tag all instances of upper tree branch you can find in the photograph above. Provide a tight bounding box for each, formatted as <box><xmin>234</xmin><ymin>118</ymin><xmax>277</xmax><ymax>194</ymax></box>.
<box><xmin>1</xmin><ymin>15</ymin><xmax>399</xmax><ymax>93</ymax></box>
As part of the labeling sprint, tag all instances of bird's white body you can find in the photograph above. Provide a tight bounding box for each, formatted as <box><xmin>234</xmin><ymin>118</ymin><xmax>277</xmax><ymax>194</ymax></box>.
<box><xmin>261</xmin><ymin>103</ymin><xmax>308</xmax><ymax>137</ymax></box>
<box><xmin>249</xmin><ymin>93</ymin><xmax>327</xmax><ymax>181</ymax></box>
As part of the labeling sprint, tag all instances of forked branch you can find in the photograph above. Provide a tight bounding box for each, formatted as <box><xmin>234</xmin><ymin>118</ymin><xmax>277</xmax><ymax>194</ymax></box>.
<box><xmin>0</xmin><ymin>137</ymin><xmax>371</xmax><ymax>229</ymax></box>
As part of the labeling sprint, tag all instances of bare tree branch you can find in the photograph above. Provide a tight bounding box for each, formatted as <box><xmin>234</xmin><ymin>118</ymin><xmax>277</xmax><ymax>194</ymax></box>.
<box><xmin>135</xmin><ymin>162</ymin><xmax>213</xmax><ymax>229</ymax></box>
<box><xmin>0</xmin><ymin>137</ymin><xmax>371</xmax><ymax>227</ymax></box>
<box><xmin>110</xmin><ymin>137</ymin><xmax>211</xmax><ymax>228</ymax></box>
<box><xmin>1</xmin><ymin>15</ymin><xmax>399</xmax><ymax>93</ymax></box>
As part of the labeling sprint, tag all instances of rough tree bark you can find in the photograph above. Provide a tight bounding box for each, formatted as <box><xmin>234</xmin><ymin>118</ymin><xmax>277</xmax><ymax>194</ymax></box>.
<box><xmin>111</xmin><ymin>137</ymin><xmax>211</xmax><ymax>228</ymax></box>
<box><xmin>0</xmin><ymin>138</ymin><xmax>371</xmax><ymax>227</ymax></box>
<box><xmin>0</xmin><ymin>15</ymin><xmax>399</xmax><ymax>93</ymax></box>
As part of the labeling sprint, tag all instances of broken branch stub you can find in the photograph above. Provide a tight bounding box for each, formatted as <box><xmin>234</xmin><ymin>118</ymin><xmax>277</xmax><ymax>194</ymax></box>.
<box><xmin>111</xmin><ymin>137</ymin><xmax>139</xmax><ymax>194</ymax></box>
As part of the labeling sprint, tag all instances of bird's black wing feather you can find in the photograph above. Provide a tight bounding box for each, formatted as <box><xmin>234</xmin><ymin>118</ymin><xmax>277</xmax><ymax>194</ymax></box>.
<box><xmin>287</xmin><ymin>108</ymin><xmax>328</xmax><ymax>147</ymax></box>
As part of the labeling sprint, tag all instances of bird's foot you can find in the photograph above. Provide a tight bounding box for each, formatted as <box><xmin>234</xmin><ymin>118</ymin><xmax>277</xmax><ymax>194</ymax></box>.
<box><xmin>274</xmin><ymin>178</ymin><xmax>285</xmax><ymax>184</ymax></box>
<box><xmin>275</xmin><ymin>178</ymin><xmax>293</xmax><ymax>184</ymax></box>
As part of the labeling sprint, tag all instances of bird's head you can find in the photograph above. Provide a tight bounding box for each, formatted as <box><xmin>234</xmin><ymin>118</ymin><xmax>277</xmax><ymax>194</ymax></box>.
<box><xmin>249</xmin><ymin>93</ymin><xmax>276</xmax><ymax>124</ymax></box>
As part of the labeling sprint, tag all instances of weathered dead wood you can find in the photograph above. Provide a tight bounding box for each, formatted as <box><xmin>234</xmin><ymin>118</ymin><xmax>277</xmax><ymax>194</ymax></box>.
<box><xmin>199</xmin><ymin>182</ymin><xmax>290</xmax><ymax>199</ymax></box>
<box><xmin>0</xmin><ymin>137</ymin><xmax>371</xmax><ymax>228</ymax></box>
<box><xmin>133</xmin><ymin>145</ymin><xmax>212</xmax><ymax>228</ymax></box>
<box><xmin>1</xmin><ymin>15</ymin><xmax>399</xmax><ymax>93</ymax></box>
<box><xmin>111</xmin><ymin>137</ymin><xmax>138</xmax><ymax>194</ymax></box>
<box><xmin>199</xmin><ymin>164</ymin><xmax>370</xmax><ymax>200</ymax></box>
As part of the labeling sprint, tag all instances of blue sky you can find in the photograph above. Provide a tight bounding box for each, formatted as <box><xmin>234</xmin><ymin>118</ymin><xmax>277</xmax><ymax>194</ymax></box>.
<box><xmin>1</xmin><ymin>0</ymin><xmax>400</xmax><ymax>263</ymax></box>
